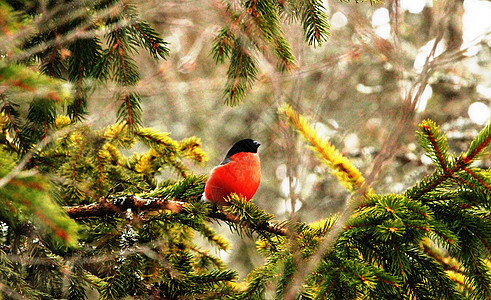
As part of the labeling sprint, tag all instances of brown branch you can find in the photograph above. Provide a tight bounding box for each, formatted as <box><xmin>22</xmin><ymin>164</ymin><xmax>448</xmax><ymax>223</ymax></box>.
<box><xmin>64</xmin><ymin>195</ymin><xmax>186</xmax><ymax>219</ymax></box>
<box><xmin>64</xmin><ymin>195</ymin><xmax>288</xmax><ymax>236</ymax></box>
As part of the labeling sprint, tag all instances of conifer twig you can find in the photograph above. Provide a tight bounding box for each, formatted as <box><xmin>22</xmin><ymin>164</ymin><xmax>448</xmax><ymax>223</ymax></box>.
<box><xmin>464</xmin><ymin>167</ymin><xmax>491</xmax><ymax>193</ymax></box>
<box><xmin>421</xmin><ymin>124</ymin><xmax>449</xmax><ymax>173</ymax></box>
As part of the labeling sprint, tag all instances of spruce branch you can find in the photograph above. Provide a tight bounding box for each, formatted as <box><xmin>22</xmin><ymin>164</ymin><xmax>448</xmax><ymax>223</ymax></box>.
<box><xmin>279</xmin><ymin>103</ymin><xmax>365</xmax><ymax>192</ymax></box>
<box><xmin>462</xmin><ymin>253</ymin><xmax>491</xmax><ymax>299</ymax></box>
<box><xmin>0</xmin><ymin>94</ymin><xmax>23</xmax><ymax>151</ymax></box>
<box><xmin>0</xmin><ymin>163</ymin><xmax>79</xmax><ymax>245</ymax></box>
<box><xmin>243</xmin><ymin>0</ymin><xmax>296</xmax><ymax>71</ymax></box>
<box><xmin>463</xmin><ymin>167</ymin><xmax>491</xmax><ymax>194</ymax></box>
<box><xmin>279</xmin><ymin>103</ymin><xmax>370</xmax><ymax>298</ymax></box>
<box><xmin>41</xmin><ymin>39</ymin><xmax>63</xmax><ymax>78</ymax></box>
<box><xmin>464</xmin><ymin>121</ymin><xmax>491</xmax><ymax>164</ymax></box>
<box><xmin>233</xmin><ymin>255</ymin><xmax>283</xmax><ymax>299</ymax></box>
<box><xmin>134</xmin><ymin>127</ymin><xmax>178</xmax><ymax>154</ymax></box>
<box><xmin>0</xmin><ymin>64</ymin><xmax>70</xmax><ymax>101</ymax></box>
<box><xmin>64</xmin><ymin>195</ymin><xmax>289</xmax><ymax>237</ymax></box>
<box><xmin>419</xmin><ymin>120</ymin><xmax>450</xmax><ymax>173</ymax></box>
<box><xmin>116</xmin><ymin>91</ymin><xmax>143</xmax><ymax>129</ymax></box>
<box><xmin>67</xmin><ymin>37</ymin><xmax>102</xmax><ymax>121</ymax></box>
<box><xmin>212</xmin><ymin>0</ymin><xmax>299</xmax><ymax>105</ymax></box>
<box><xmin>130</xmin><ymin>22</ymin><xmax>169</xmax><ymax>59</ymax></box>
<box><xmin>422</xmin><ymin>241</ymin><xmax>464</xmax><ymax>275</ymax></box>
<box><xmin>224</xmin><ymin>41</ymin><xmax>258</xmax><ymax>105</ymax></box>
<box><xmin>221</xmin><ymin>195</ymin><xmax>289</xmax><ymax>238</ymax></box>
<box><xmin>407</xmin><ymin>120</ymin><xmax>491</xmax><ymax>200</ymax></box>
<box><xmin>301</xmin><ymin>0</ymin><xmax>330</xmax><ymax>46</ymax></box>
<box><xmin>212</xmin><ymin>27</ymin><xmax>235</xmax><ymax>63</ymax></box>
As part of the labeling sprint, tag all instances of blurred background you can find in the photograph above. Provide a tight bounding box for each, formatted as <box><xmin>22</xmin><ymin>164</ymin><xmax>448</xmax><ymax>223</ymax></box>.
<box><xmin>87</xmin><ymin>0</ymin><xmax>491</xmax><ymax>278</ymax></box>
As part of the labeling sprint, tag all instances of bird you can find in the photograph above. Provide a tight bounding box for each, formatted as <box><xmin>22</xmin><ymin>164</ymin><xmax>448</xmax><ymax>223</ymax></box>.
<box><xmin>203</xmin><ymin>139</ymin><xmax>261</xmax><ymax>205</ymax></box>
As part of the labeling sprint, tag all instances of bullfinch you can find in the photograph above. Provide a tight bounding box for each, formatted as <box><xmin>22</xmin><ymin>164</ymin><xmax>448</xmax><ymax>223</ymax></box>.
<box><xmin>203</xmin><ymin>139</ymin><xmax>261</xmax><ymax>205</ymax></box>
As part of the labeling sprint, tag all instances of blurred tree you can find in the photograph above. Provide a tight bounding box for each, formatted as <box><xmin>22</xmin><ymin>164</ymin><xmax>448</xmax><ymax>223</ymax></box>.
<box><xmin>0</xmin><ymin>0</ymin><xmax>490</xmax><ymax>299</ymax></box>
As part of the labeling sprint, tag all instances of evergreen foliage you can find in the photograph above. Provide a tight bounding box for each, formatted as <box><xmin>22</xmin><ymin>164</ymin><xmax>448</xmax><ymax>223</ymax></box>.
<box><xmin>279</xmin><ymin>104</ymin><xmax>366</xmax><ymax>192</ymax></box>
<box><xmin>212</xmin><ymin>0</ymin><xmax>335</xmax><ymax>105</ymax></box>
<box><xmin>0</xmin><ymin>1</ymin><xmax>490</xmax><ymax>299</ymax></box>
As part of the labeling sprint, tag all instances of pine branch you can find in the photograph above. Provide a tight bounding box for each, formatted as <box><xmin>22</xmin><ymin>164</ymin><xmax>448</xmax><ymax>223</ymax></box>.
<box><xmin>0</xmin><ymin>94</ymin><xmax>24</xmax><ymax>151</ymax></box>
<box><xmin>95</xmin><ymin>149</ymin><xmax>106</xmax><ymax>196</ymax></box>
<box><xmin>407</xmin><ymin>120</ymin><xmax>491</xmax><ymax>200</ymax></box>
<box><xmin>64</xmin><ymin>195</ymin><xmax>289</xmax><ymax>236</ymax></box>
<box><xmin>224</xmin><ymin>41</ymin><xmax>258</xmax><ymax>106</ymax></box>
<box><xmin>463</xmin><ymin>253</ymin><xmax>491</xmax><ymax>299</ymax></box>
<box><xmin>301</xmin><ymin>0</ymin><xmax>330</xmax><ymax>46</ymax></box>
<box><xmin>419</xmin><ymin>120</ymin><xmax>450</xmax><ymax>173</ymax></box>
<box><xmin>116</xmin><ymin>91</ymin><xmax>143</xmax><ymax>129</ymax></box>
<box><xmin>187</xmin><ymin>269</ymin><xmax>237</xmax><ymax>286</ymax></box>
<box><xmin>233</xmin><ymin>256</ymin><xmax>283</xmax><ymax>299</ymax></box>
<box><xmin>212</xmin><ymin>27</ymin><xmax>234</xmax><ymax>63</ymax></box>
<box><xmin>42</xmin><ymin>40</ymin><xmax>63</xmax><ymax>78</ymax></box>
<box><xmin>279</xmin><ymin>104</ymin><xmax>371</xmax><ymax>298</ymax></box>
<box><xmin>0</xmin><ymin>150</ymin><xmax>79</xmax><ymax>245</ymax></box>
<box><xmin>178</xmin><ymin>137</ymin><xmax>208</xmax><ymax>163</ymax></box>
<box><xmin>130</xmin><ymin>22</ymin><xmax>169</xmax><ymax>59</ymax></box>
<box><xmin>279</xmin><ymin>104</ymin><xmax>365</xmax><ymax>192</ymax></box>
<box><xmin>244</xmin><ymin>0</ymin><xmax>296</xmax><ymax>71</ymax></box>
<box><xmin>463</xmin><ymin>167</ymin><xmax>491</xmax><ymax>194</ymax></box>
<box><xmin>213</xmin><ymin>0</ymin><xmax>297</xmax><ymax>105</ymax></box>
<box><xmin>421</xmin><ymin>241</ymin><xmax>464</xmax><ymax>275</ymax></box>
<box><xmin>464</xmin><ymin>121</ymin><xmax>491</xmax><ymax>163</ymax></box>
<box><xmin>104</xmin><ymin>122</ymin><xmax>133</xmax><ymax>145</ymax></box>
<box><xmin>0</xmin><ymin>64</ymin><xmax>70</xmax><ymax>101</ymax></box>
<box><xmin>213</xmin><ymin>208</ymin><xmax>288</xmax><ymax>237</ymax></box>
<box><xmin>134</xmin><ymin>127</ymin><xmax>178</xmax><ymax>154</ymax></box>
<box><xmin>67</xmin><ymin>37</ymin><xmax>101</xmax><ymax>121</ymax></box>
<box><xmin>404</xmin><ymin>248</ymin><xmax>463</xmax><ymax>299</ymax></box>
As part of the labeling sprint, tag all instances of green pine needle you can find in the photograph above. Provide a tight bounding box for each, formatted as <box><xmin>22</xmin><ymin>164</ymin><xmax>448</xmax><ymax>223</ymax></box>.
<box><xmin>418</xmin><ymin>120</ymin><xmax>450</xmax><ymax>172</ymax></box>
<box><xmin>301</xmin><ymin>0</ymin><xmax>330</xmax><ymax>46</ymax></box>
<box><xmin>224</xmin><ymin>42</ymin><xmax>258</xmax><ymax>106</ymax></box>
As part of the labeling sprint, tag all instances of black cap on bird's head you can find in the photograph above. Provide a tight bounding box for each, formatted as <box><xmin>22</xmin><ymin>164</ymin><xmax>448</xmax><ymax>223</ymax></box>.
<box><xmin>221</xmin><ymin>139</ymin><xmax>261</xmax><ymax>164</ymax></box>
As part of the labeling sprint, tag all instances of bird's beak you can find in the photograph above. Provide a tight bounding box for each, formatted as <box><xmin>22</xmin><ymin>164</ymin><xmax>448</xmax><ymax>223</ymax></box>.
<box><xmin>254</xmin><ymin>140</ymin><xmax>261</xmax><ymax>148</ymax></box>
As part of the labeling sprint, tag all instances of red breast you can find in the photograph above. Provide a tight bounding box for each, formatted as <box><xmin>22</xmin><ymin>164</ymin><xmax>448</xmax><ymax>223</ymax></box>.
<box><xmin>204</xmin><ymin>139</ymin><xmax>261</xmax><ymax>205</ymax></box>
